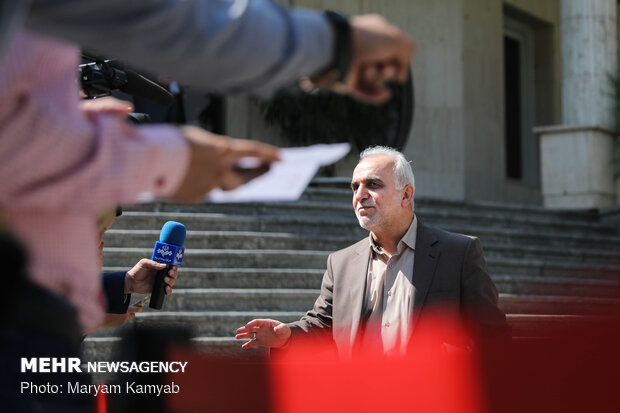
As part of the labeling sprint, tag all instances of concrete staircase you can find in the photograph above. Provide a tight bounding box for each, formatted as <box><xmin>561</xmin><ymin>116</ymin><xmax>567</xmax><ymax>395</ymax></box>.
<box><xmin>83</xmin><ymin>186</ymin><xmax>620</xmax><ymax>363</ymax></box>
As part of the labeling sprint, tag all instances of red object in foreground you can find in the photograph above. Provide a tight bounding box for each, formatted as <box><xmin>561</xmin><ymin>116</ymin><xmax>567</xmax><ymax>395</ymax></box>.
<box><xmin>95</xmin><ymin>385</ymin><xmax>107</xmax><ymax>413</ymax></box>
<box><xmin>166</xmin><ymin>314</ymin><xmax>483</xmax><ymax>413</ymax></box>
<box><xmin>163</xmin><ymin>312</ymin><xmax>620</xmax><ymax>412</ymax></box>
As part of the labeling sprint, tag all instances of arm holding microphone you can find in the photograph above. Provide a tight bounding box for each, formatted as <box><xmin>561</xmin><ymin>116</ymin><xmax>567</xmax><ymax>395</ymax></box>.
<box><xmin>95</xmin><ymin>206</ymin><xmax>180</xmax><ymax>330</ymax></box>
<box><xmin>98</xmin><ymin>261</ymin><xmax>179</xmax><ymax>329</ymax></box>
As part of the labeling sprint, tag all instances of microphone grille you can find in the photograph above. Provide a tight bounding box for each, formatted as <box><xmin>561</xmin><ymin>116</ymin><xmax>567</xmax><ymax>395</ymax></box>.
<box><xmin>159</xmin><ymin>221</ymin><xmax>186</xmax><ymax>246</ymax></box>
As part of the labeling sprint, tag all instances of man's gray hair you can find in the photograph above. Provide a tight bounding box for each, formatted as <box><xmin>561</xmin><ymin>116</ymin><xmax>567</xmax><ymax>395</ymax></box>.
<box><xmin>359</xmin><ymin>146</ymin><xmax>415</xmax><ymax>208</ymax></box>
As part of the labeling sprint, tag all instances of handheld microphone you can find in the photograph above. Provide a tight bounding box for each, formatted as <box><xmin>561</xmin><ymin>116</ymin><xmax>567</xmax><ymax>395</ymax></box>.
<box><xmin>149</xmin><ymin>221</ymin><xmax>186</xmax><ymax>310</ymax></box>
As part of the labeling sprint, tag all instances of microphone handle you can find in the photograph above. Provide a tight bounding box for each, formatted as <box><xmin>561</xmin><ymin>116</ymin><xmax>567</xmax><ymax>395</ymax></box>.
<box><xmin>149</xmin><ymin>264</ymin><xmax>170</xmax><ymax>310</ymax></box>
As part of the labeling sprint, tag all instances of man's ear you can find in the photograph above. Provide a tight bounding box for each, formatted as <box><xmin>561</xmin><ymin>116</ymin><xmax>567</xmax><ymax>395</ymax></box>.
<box><xmin>402</xmin><ymin>185</ymin><xmax>414</xmax><ymax>207</ymax></box>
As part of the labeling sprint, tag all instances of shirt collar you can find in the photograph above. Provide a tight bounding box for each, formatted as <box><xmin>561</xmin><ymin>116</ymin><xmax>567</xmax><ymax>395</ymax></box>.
<box><xmin>369</xmin><ymin>214</ymin><xmax>418</xmax><ymax>256</ymax></box>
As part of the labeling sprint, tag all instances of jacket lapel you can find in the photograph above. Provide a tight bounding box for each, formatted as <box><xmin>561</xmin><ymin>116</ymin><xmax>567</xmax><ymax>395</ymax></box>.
<box><xmin>410</xmin><ymin>219</ymin><xmax>440</xmax><ymax>332</ymax></box>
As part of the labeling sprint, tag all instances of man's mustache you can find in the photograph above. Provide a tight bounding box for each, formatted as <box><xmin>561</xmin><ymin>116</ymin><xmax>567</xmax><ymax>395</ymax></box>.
<box><xmin>356</xmin><ymin>202</ymin><xmax>376</xmax><ymax>212</ymax></box>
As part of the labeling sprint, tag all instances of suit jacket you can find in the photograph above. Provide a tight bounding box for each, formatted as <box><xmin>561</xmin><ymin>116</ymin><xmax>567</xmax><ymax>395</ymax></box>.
<box><xmin>287</xmin><ymin>219</ymin><xmax>510</xmax><ymax>358</ymax></box>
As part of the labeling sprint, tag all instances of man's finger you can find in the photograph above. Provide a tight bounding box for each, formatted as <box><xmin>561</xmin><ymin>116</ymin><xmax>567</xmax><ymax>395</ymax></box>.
<box><xmin>164</xmin><ymin>276</ymin><xmax>176</xmax><ymax>287</ymax></box>
<box><xmin>234</xmin><ymin>332</ymin><xmax>254</xmax><ymax>340</ymax></box>
<box><xmin>241</xmin><ymin>340</ymin><xmax>258</xmax><ymax>349</ymax></box>
<box><xmin>140</xmin><ymin>259</ymin><xmax>166</xmax><ymax>269</ymax></box>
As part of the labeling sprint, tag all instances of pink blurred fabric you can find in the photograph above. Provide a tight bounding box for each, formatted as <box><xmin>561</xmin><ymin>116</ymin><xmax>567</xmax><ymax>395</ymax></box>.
<box><xmin>0</xmin><ymin>30</ymin><xmax>189</xmax><ymax>331</ymax></box>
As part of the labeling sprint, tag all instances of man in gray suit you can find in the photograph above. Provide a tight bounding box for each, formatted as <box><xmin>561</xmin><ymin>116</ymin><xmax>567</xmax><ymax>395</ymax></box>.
<box><xmin>236</xmin><ymin>146</ymin><xmax>510</xmax><ymax>358</ymax></box>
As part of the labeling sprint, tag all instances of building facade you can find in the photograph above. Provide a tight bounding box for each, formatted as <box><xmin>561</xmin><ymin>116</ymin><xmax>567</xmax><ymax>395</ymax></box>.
<box><xmin>224</xmin><ymin>0</ymin><xmax>618</xmax><ymax>209</ymax></box>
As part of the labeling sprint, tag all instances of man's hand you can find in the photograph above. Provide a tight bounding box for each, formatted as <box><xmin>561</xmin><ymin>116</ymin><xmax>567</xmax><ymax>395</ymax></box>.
<box><xmin>341</xmin><ymin>14</ymin><xmax>415</xmax><ymax>103</ymax></box>
<box><xmin>99</xmin><ymin>305</ymin><xmax>143</xmax><ymax>329</ymax></box>
<box><xmin>171</xmin><ymin>126</ymin><xmax>280</xmax><ymax>201</ymax></box>
<box><xmin>235</xmin><ymin>318</ymin><xmax>291</xmax><ymax>349</ymax></box>
<box><xmin>80</xmin><ymin>96</ymin><xmax>134</xmax><ymax>117</ymax></box>
<box><xmin>124</xmin><ymin>258</ymin><xmax>178</xmax><ymax>295</ymax></box>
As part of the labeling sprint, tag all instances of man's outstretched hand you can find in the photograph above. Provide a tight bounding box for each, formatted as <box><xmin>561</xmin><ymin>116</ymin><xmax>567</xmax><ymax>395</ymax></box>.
<box><xmin>236</xmin><ymin>318</ymin><xmax>292</xmax><ymax>349</ymax></box>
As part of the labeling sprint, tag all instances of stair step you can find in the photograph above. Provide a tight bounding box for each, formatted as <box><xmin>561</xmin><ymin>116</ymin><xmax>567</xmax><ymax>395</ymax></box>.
<box><xmin>125</xmin><ymin>289</ymin><xmax>620</xmax><ymax>315</ymax></box>
<box><xmin>104</xmin><ymin>225</ymin><xmax>620</xmax><ymax>251</ymax></box>
<box><xmin>88</xmin><ymin>311</ymin><xmax>303</xmax><ymax>338</ymax></box>
<box><xmin>492</xmin><ymin>275</ymin><xmax>620</xmax><ymax>298</ymax></box>
<box><xmin>125</xmin><ymin>193</ymin><xmax>610</xmax><ymax>232</ymax></box>
<box><xmin>113</xmin><ymin>212</ymin><xmax>362</xmax><ymax>236</ymax></box>
<box><xmin>103</xmin><ymin>229</ymin><xmax>620</xmax><ymax>263</ymax></box>
<box><xmin>104</xmin><ymin>230</ymin><xmax>358</xmax><ymax>251</ymax></box>
<box><xmin>102</xmin><ymin>266</ymin><xmax>620</xmax><ymax>297</ymax></box>
<box><xmin>106</xmin><ymin>267</ymin><xmax>327</xmax><ymax>289</ymax></box>
<box><xmin>486</xmin><ymin>257</ymin><xmax>620</xmax><ymax>280</ymax></box>
<box><xmin>499</xmin><ymin>294</ymin><xmax>620</xmax><ymax>315</ymax></box>
<box><xmin>102</xmin><ymin>248</ymin><xmax>330</xmax><ymax>269</ymax></box>
<box><xmin>105</xmin><ymin>230</ymin><xmax>620</xmax><ymax>264</ymax></box>
<box><xmin>87</xmin><ymin>310</ymin><xmax>620</xmax><ymax>340</ymax></box>
<box><xmin>507</xmin><ymin>314</ymin><xmax>620</xmax><ymax>337</ymax></box>
<box><xmin>114</xmin><ymin>208</ymin><xmax>616</xmax><ymax>238</ymax></box>
<box><xmin>103</xmin><ymin>247</ymin><xmax>620</xmax><ymax>280</ymax></box>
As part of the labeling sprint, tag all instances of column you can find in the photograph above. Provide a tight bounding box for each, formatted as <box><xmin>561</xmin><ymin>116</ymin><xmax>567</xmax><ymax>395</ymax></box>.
<box><xmin>538</xmin><ymin>0</ymin><xmax>617</xmax><ymax>208</ymax></box>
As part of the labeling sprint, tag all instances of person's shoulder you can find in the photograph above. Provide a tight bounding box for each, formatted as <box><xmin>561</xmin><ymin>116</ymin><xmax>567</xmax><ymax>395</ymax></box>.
<box><xmin>330</xmin><ymin>237</ymin><xmax>368</xmax><ymax>259</ymax></box>
<box><xmin>420</xmin><ymin>221</ymin><xmax>478</xmax><ymax>247</ymax></box>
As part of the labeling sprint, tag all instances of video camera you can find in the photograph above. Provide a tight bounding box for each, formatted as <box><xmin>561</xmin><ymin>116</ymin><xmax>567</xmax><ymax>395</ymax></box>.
<box><xmin>79</xmin><ymin>54</ymin><xmax>174</xmax><ymax>123</ymax></box>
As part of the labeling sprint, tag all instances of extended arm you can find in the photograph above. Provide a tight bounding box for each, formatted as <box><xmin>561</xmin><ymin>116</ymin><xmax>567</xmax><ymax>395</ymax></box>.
<box><xmin>25</xmin><ymin>0</ymin><xmax>332</xmax><ymax>97</ymax></box>
<box><xmin>236</xmin><ymin>254</ymin><xmax>336</xmax><ymax>349</ymax></box>
<box><xmin>24</xmin><ymin>0</ymin><xmax>414</xmax><ymax>101</ymax></box>
<box><xmin>287</xmin><ymin>254</ymin><xmax>336</xmax><ymax>343</ymax></box>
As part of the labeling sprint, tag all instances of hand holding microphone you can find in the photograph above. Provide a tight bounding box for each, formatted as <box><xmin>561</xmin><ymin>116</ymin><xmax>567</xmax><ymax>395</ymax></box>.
<box><xmin>124</xmin><ymin>259</ymin><xmax>179</xmax><ymax>296</ymax></box>
<box><xmin>149</xmin><ymin>221</ymin><xmax>186</xmax><ymax>310</ymax></box>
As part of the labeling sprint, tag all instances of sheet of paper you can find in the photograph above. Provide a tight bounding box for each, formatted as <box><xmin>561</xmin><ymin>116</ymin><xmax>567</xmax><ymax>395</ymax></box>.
<box><xmin>207</xmin><ymin>142</ymin><xmax>351</xmax><ymax>203</ymax></box>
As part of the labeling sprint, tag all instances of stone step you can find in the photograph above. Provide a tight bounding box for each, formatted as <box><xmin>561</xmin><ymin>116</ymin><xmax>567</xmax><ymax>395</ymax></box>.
<box><xmin>104</xmin><ymin>230</ymin><xmax>359</xmax><ymax>251</ymax></box>
<box><xmin>436</xmin><ymin>224</ymin><xmax>620</xmax><ymax>250</ymax></box>
<box><xmin>81</xmin><ymin>337</ymin><xmax>267</xmax><ymax>364</ymax></box>
<box><xmin>102</xmin><ymin>266</ymin><xmax>620</xmax><ymax>298</ymax></box>
<box><xmin>486</xmin><ymin>256</ymin><xmax>620</xmax><ymax>280</ymax></box>
<box><xmin>127</xmin><ymin>191</ymin><xmax>608</xmax><ymax>231</ymax></box>
<box><xmin>87</xmin><ymin>311</ymin><xmax>619</xmax><ymax>341</ymax></box>
<box><xmin>301</xmin><ymin>188</ymin><xmax>606</xmax><ymax>224</ymax></box>
<box><xmin>102</xmin><ymin>248</ymin><xmax>620</xmax><ymax>280</ymax></box>
<box><xmin>89</xmin><ymin>311</ymin><xmax>303</xmax><ymax>338</ymax></box>
<box><xmin>105</xmin><ymin>229</ymin><xmax>620</xmax><ymax>264</ymax></box>
<box><xmin>114</xmin><ymin>209</ymin><xmax>615</xmax><ymax>238</ymax></box>
<box><xmin>127</xmin><ymin>289</ymin><xmax>620</xmax><ymax>315</ymax></box>
<box><xmin>507</xmin><ymin>314</ymin><xmax>620</xmax><ymax>337</ymax></box>
<box><xmin>114</xmin><ymin>211</ymin><xmax>362</xmax><ymax>236</ymax></box>
<box><xmin>482</xmin><ymin>243</ymin><xmax>620</xmax><ymax>265</ymax></box>
<box><xmin>127</xmin><ymin>199</ymin><xmax>354</xmax><ymax>218</ymax></box>
<box><xmin>104</xmin><ymin>267</ymin><xmax>326</xmax><ymax>289</ymax></box>
<box><xmin>499</xmin><ymin>294</ymin><xmax>620</xmax><ymax>315</ymax></box>
<box><xmin>492</xmin><ymin>275</ymin><xmax>620</xmax><ymax>298</ymax></box>
<box><xmin>105</xmin><ymin>225</ymin><xmax>620</xmax><ymax>251</ymax></box>
<box><xmin>102</xmin><ymin>248</ymin><xmax>330</xmax><ymax>270</ymax></box>
<box><xmin>102</xmin><ymin>232</ymin><xmax>620</xmax><ymax>267</ymax></box>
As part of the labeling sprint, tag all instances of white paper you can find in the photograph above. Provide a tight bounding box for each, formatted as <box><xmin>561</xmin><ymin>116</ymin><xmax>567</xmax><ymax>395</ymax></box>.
<box><xmin>207</xmin><ymin>142</ymin><xmax>351</xmax><ymax>203</ymax></box>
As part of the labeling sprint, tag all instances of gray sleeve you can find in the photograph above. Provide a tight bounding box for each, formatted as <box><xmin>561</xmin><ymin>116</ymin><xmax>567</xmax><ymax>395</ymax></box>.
<box><xmin>24</xmin><ymin>0</ymin><xmax>333</xmax><ymax>97</ymax></box>
<box><xmin>288</xmin><ymin>253</ymin><xmax>335</xmax><ymax>342</ymax></box>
